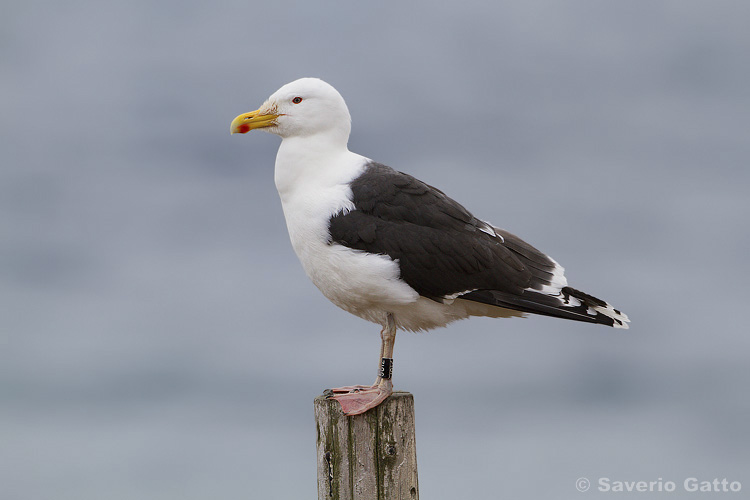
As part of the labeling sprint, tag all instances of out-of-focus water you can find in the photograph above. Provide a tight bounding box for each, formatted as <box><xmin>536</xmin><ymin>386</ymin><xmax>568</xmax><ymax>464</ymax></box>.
<box><xmin>3</xmin><ymin>2</ymin><xmax>749</xmax><ymax>498</ymax></box>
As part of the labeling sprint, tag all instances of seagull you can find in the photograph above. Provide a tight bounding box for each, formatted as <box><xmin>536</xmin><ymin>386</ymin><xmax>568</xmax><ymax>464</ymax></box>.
<box><xmin>230</xmin><ymin>78</ymin><xmax>629</xmax><ymax>415</ymax></box>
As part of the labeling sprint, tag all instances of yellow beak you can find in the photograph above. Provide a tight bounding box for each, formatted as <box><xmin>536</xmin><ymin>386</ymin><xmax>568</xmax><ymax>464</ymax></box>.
<box><xmin>230</xmin><ymin>109</ymin><xmax>279</xmax><ymax>134</ymax></box>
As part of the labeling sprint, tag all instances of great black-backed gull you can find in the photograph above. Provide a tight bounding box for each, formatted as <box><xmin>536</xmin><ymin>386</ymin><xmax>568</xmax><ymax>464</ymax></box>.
<box><xmin>231</xmin><ymin>77</ymin><xmax>629</xmax><ymax>415</ymax></box>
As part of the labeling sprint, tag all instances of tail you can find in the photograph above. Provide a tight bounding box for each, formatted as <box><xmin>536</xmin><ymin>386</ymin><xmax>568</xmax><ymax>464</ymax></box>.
<box><xmin>463</xmin><ymin>286</ymin><xmax>630</xmax><ymax>329</ymax></box>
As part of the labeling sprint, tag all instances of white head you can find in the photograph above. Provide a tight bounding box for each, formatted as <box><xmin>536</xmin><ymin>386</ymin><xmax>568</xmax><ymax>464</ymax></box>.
<box><xmin>231</xmin><ymin>78</ymin><xmax>352</xmax><ymax>145</ymax></box>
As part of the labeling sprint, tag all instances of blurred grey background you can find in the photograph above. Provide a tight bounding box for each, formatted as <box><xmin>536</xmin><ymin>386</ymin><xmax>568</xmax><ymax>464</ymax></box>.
<box><xmin>2</xmin><ymin>1</ymin><xmax>749</xmax><ymax>499</ymax></box>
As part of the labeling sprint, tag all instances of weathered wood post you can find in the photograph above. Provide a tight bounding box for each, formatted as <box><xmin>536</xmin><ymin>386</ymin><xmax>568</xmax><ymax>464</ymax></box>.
<box><xmin>314</xmin><ymin>391</ymin><xmax>419</xmax><ymax>500</ymax></box>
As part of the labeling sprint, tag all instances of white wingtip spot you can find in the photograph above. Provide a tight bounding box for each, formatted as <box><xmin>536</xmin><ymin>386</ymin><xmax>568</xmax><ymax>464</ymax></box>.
<box><xmin>590</xmin><ymin>303</ymin><xmax>630</xmax><ymax>329</ymax></box>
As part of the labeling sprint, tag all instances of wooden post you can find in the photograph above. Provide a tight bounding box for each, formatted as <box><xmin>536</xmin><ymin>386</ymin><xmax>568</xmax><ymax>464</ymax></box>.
<box><xmin>314</xmin><ymin>391</ymin><xmax>419</xmax><ymax>500</ymax></box>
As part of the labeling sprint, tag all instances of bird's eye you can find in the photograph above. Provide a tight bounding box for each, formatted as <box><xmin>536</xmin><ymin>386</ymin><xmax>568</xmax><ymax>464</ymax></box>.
<box><xmin>292</xmin><ymin>97</ymin><xmax>303</xmax><ymax>104</ymax></box>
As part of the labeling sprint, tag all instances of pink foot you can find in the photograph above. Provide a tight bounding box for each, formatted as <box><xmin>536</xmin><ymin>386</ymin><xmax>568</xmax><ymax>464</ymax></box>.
<box><xmin>325</xmin><ymin>382</ymin><xmax>393</xmax><ymax>416</ymax></box>
<box><xmin>327</xmin><ymin>384</ymin><xmax>375</xmax><ymax>394</ymax></box>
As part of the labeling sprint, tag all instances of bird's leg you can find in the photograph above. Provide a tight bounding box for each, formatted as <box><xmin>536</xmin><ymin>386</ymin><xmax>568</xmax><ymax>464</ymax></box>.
<box><xmin>326</xmin><ymin>314</ymin><xmax>396</xmax><ymax>415</ymax></box>
<box><xmin>378</xmin><ymin>313</ymin><xmax>396</xmax><ymax>390</ymax></box>
<box><xmin>370</xmin><ymin>320</ymin><xmax>388</xmax><ymax>386</ymax></box>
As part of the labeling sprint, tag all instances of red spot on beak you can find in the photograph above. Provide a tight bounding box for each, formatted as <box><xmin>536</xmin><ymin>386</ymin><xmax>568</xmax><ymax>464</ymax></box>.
<box><xmin>237</xmin><ymin>124</ymin><xmax>251</xmax><ymax>134</ymax></box>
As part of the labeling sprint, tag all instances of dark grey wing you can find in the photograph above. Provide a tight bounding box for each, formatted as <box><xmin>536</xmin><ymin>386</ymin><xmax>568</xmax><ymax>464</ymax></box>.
<box><xmin>328</xmin><ymin>162</ymin><xmax>558</xmax><ymax>302</ymax></box>
<box><xmin>328</xmin><ymin>162</ymin><xmax>629</xmax><ymax>328</ymax></box>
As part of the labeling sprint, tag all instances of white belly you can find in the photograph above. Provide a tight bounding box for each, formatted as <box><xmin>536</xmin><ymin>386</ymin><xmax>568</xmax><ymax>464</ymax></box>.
<box><xmin>281</xmin><ymin>181</ymin><xmax>420</xmax><ymax>320</ymax></box>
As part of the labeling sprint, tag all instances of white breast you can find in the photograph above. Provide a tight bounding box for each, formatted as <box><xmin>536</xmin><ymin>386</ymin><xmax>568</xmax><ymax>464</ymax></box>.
<box><xmin>274</xmin><ymin>146</ymin><xmax>419</xmax><ymax>324</ymax></box>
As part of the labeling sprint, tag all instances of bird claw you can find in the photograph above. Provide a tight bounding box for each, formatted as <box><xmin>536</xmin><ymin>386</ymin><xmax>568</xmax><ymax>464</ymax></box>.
<box><xmin>325</xmin><ymin>381</ymin><xmax>393</xmax><ymax>415</ymax></box>
<box><xmin>324</xmin><ymin>385</ymin><xmax>371</xmax><ymax>400</ymax></box>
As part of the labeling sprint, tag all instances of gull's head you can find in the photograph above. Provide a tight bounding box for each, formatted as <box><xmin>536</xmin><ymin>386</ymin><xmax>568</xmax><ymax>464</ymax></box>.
<box><xmin>231</xmin><ymin>78</ymin><xmax>351</xmax><ymax>142</ymax></box>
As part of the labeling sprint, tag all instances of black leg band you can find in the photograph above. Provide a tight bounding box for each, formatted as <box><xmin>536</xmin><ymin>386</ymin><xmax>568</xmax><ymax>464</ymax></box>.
<box><xmin>379</xmin><ymin>357</ymin><xmax>393</xmax><ymax>380</ymax></box>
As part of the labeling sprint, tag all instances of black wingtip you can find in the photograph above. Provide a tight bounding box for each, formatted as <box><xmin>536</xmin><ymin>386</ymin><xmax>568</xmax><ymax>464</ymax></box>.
<box><xmin>463</xmin><ymin>287</ymin><xmax>630</xmax><ymax>329</ymax></box>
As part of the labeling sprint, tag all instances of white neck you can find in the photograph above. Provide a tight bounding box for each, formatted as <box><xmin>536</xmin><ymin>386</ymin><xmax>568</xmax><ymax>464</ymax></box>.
<box><xmin>274</xmin><ymin>133</ymin><xmax>365</xmax><ymax>204</ymax></box>
<box><xmin>272</xmin><ymin>132</ymin><xmax>369</xmax><ymax>265</ymax></box>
